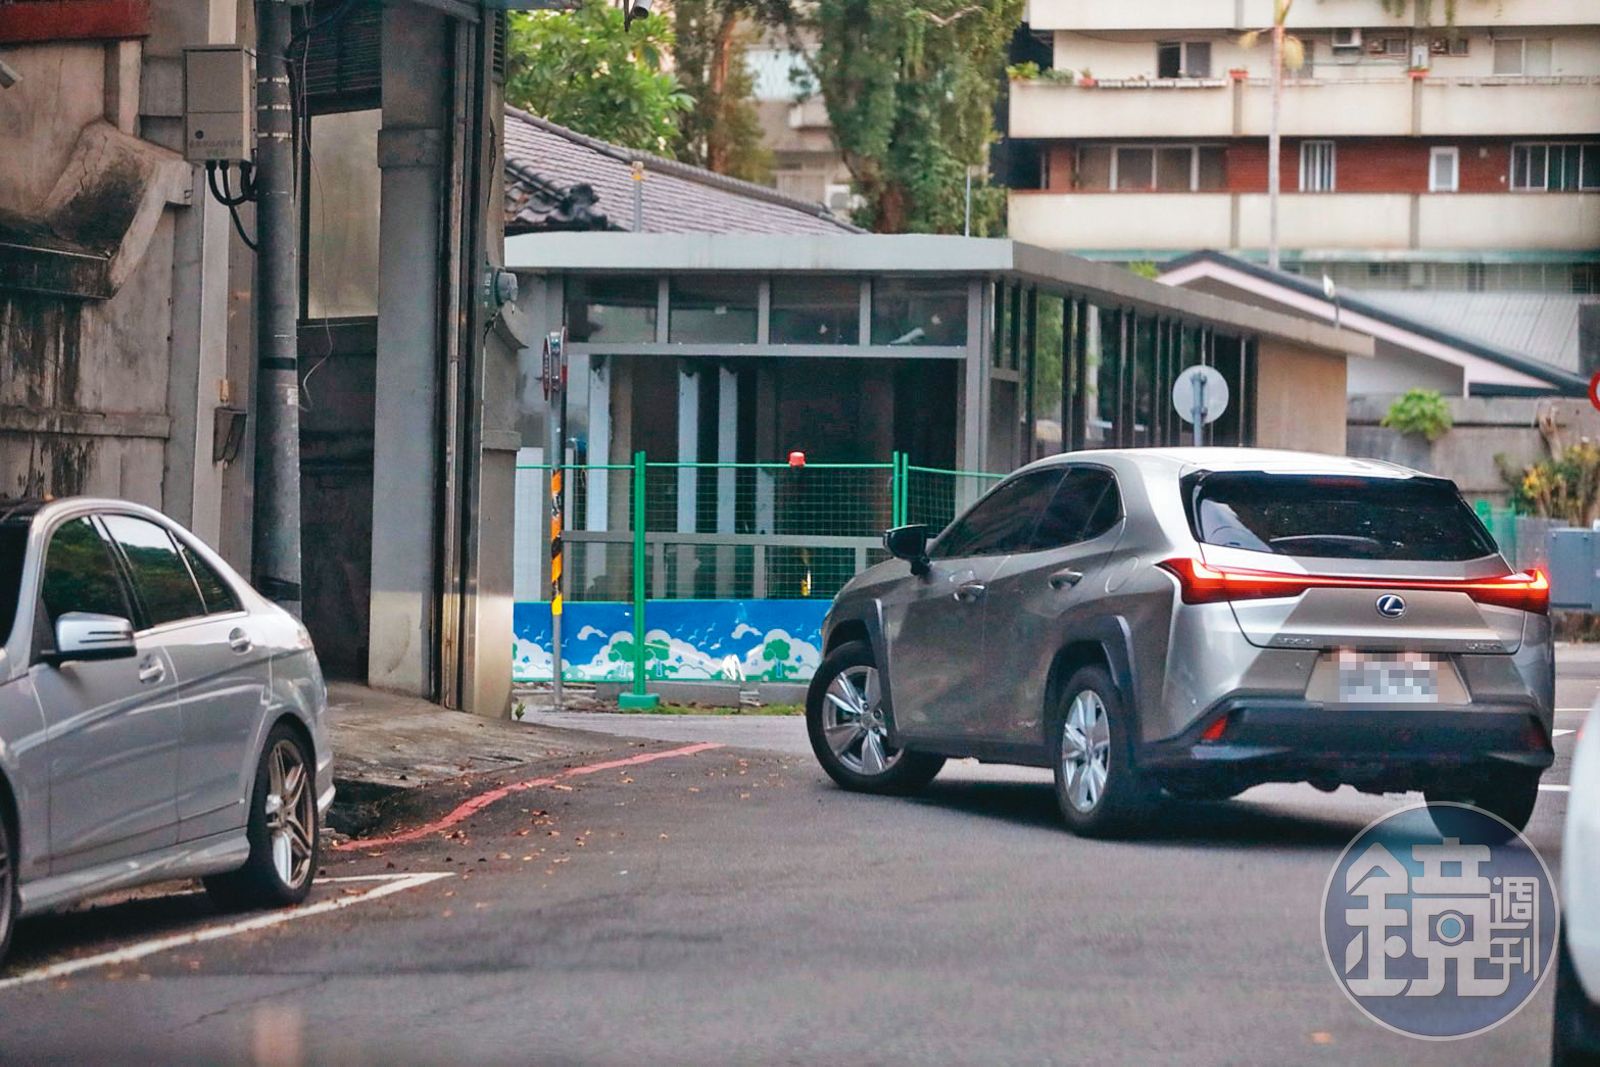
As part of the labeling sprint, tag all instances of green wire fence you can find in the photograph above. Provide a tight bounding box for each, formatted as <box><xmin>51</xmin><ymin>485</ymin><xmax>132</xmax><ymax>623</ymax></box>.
<box><xmin>517</xmin><ymin>452</ymin><xmax>1003</xmax><ymax>692</ymax></box>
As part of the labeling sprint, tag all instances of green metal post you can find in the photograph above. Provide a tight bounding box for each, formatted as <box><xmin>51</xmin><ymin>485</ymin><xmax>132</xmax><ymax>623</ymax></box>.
<box><xmin>891</xmin><ymin>452</ymin><xmax>906</xmax><ymax>528</ymax></box>
<box><xmin>619</xmin><ymin>450</ymin><xmax>659</xmax><ymax>710</ymax></box>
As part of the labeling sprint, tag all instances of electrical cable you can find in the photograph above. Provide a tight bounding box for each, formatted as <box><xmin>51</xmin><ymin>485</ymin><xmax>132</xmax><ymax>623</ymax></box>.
<box><xmin>204</xmin><ymin>161</ymin><xmax>259</xmax><ymax>250</ymax></box>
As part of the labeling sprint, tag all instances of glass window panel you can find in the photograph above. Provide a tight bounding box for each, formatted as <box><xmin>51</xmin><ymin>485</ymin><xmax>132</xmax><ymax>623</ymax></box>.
<box><xmin>41</xmin><ymin>518</ymin><xmax>130</xmax><ymax>625</ymax></box>
<box><xmin>769</xmin><ymin>276</ymin><xmax>860</xmax><ymax>344</ymax></box>
<box><xmin>1493</xmin><ymin>38</ymin><xmax>1522</xmax><ymax>75</ymax></box>
<box><xmin>1156</xmin><ymin>148</ymin><xmax>1193</xmax><ymax>191</ymax></box>
<box><xmin>306</xmin><ymin>109</ymin><xmax>381</xmax><ymax>319</ymax></box>
<box><xmin>178</xmin><ymin>541</ymin><xmax>240</xmax><ymax>615</ymax></box>
<box><xmin>1429</xmin><ymin>148</ymin><xmax>1458</xmax><ymax>192</ymax></box>
<box><xmin>1582</xmin><ymin>145</ymin><xmax>1600</xmax><ymax>190</ymax></box>
<box><xmin>1556</xmin><ymin>145</ymin><xmax>1583</xmax><ymax>190</ymax></box>
<box><xmin>0</xmin><ymin>525</ymin><xmax>24</xmax><ymax>646</ymax></box>
<box><xmin>101</xmin><ymin>515</ymin><xmax>206</xmax><ymax>627</ymax></box>
<box><xmin>669</xmin><ymin>276</ymin><xmax>758</xmax><ymax>343</ymax></box>
<box><xmin>1115</xmin><ymin>148</ymin><xmax>1154</xmax><ymax>190</ymax></box>
<box><xmin>1525</xmin><ymin>39</ymin><xmax>1552</xmax><ymax>75</ymax></box>
<box><xmin>1185</xmin><ymin>42</ymin><xmax>1212</xmax><ymax>78</ymax></box>
<box><xmin>1157</xmin><ymin>42</ymin><xmax>1182</xmax><ymax>78</ymax></box>
<box><xmin>1031</xmin><ymin>469</ymin><xmax>1118</xmax><ymax>551</ymax></box>
<box><xmin>1078</xmin><ymin>145</ymin><xmax>1112</xmax><ymax>189</ymax></box>
<box><xmin>1300</xmin><ymin>141</ymin><xmax>1335</xmax><ymax>192</ymax></box>
<box><xmin>871</xmin><ymin>278</ymin><xmax>968</xmax><ymax>346</ymax></box>
<box><xmin>1529</xmin><ymin>145</ymin><xmax>1549</xmax><ymax>189</ymax></box>
<box><xmin>565</xmin><ymin>276</ymin><xmax>658</xmax><ymax>344</ymax></box>
<box><xmin>932</xmin><ymin>470</ymin><xmax>1064</xmax><ymax>559</ymax></box>
<box><xmin>1196</xmin><ymin>147</ymin><xmax>1226</xmax><ymax>190</ymax></box>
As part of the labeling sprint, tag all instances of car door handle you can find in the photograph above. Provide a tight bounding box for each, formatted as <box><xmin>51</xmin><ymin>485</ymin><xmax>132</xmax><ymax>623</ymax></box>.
<box><xmin>953</xmin><ymin>581</ymin><xmax>987</xmax><ymax>603</ymax></box>
<box><xmin>1049</xmin><ymin>568</ymin><xmax>1085</xmax><ymax>590</ymax></box>
<box><xmin>228</xmin><ymin>628</ymin><xmax>253</xmax><ymax>654</ymax></box>
<box><xmin>137</xmin><ymin>656</ymin><xmax>165</xmax><ymax>685</ymax></box>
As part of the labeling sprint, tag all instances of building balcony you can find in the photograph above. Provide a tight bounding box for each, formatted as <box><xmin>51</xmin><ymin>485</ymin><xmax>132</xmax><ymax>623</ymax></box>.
<box><xmin>1008</xmin><ymin>190</ymin><xmax>1600</xmax><ymax>255</ymax></box>
<box><xmin>1009</xmin><ymin>75</ymin><xmax>1600</xmax><ymax>140</ymax></box>
<box><xmin>1023</xmin><ymin>0</ymin><xmax>1593</xmax><ymax>31</ymax></box>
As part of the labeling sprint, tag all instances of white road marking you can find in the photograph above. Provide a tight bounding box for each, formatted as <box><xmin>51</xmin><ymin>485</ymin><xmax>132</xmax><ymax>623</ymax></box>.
<box><xmin>1541</xmin><ymin>784</ymin><xmax>1571</xmax><ymax>793</ymax></box>
<box><xmin>1558</xmin><ymin>708</ymin><xmax>1595</xmax><ymax>714</ymax></box>
<box><xmin>1555</xmin><ymin>729</ymin><xmax>1576</xmax><ymax>739</ymax></box>
<box><xmin>0</xmin><ymin>872</ymin><xmax>452</xmax><ymax>992</ymax></box>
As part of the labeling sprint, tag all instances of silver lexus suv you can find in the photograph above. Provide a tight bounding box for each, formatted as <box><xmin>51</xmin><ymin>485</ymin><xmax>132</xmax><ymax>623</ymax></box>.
<box><xmin>806</xmin><ymin>449</ymin><xmax>1554</xmax><ymax>838</ymax></box>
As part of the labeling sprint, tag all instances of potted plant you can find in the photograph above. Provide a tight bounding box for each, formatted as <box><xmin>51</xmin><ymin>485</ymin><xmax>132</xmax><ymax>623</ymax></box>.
<box><xmin>1229</xmin><ymin>66</ymin><xmax>1249</xmax><ymax>81</ymax></box>
<box><xmin>1408</xmin><ymin>65</ymin><xmax>1430</xmax><ymax>79</ymax></box>
<box><xmin>1078</xmin><ymin>67</ymin><xmax>1096</xmax><ymax>87</ymax></box>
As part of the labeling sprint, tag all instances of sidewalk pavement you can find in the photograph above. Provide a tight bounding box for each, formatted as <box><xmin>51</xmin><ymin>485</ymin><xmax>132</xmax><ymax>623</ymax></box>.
<box><xmin>327</xmin><ymin>682</ymin><xmax>618</xmax><ymax>791</ymax></box>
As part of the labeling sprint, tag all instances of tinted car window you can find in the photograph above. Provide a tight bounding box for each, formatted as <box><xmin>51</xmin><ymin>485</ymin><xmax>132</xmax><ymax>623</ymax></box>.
<box><xmin>933</xmin><ymin>471</ymin><xmax>1064</xmax><ymax>559</ymax></box>
<box><xmin>42</xmin><ymin>517</ymin><xmax>131</xmax><ymax>624</ymax></box>
<box><xmin>1186</xmin><ymin>472</ymin><xmax>1498</xmax><ymax>561</ymax></box>
<box><xmin>1029</xmin><ymin>468</ymin><xmax>1120</xmax><ymax>551</ymax></box>
<box><xmin>101</xmin><ymin>515</ymin><xmax>206</xmax><ymax>627</ymax></box>
<box><xmin>178</xmin><ymin>541</ymin><xmax>240</xmax><ymax>614</ymax></box>
<box><xmin>0</xmin><ymin>524</ymin><xmax>26</xmax><ymax>646</ymax></box>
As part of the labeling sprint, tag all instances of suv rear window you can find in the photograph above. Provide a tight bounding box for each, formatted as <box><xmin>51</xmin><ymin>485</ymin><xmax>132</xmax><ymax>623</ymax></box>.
<box><xmin>1184</xmin><ymin>472</ymin><xmax>1499</xmax><ymax>561</ymax></box>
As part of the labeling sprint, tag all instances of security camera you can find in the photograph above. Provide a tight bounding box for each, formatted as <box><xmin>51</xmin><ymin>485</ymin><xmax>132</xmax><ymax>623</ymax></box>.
<box><xmin>0</xmin><ymin>58</ymin><xmax>20</xmax><ymax>89</ymax></box>
<box><xmin>624</xmin><ymin>0</ymin><xmax>651</xmax><ymax>30</ymax></box>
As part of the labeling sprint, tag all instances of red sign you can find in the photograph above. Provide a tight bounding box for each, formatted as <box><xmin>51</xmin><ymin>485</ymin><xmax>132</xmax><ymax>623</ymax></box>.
<box><xmin>1589</xmin><ymin>370</ymin><xmax>1600</xmax><ymax>412</ymax></box>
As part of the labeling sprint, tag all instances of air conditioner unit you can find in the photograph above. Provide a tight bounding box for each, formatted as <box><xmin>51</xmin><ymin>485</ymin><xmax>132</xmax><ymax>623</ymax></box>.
<box><xmin>1332</xmin><ymin>28</ymin><xmax>1362</xmax><ymax>50</ymax></box>
<box><xmin>824</xmin><ymin>183</ymin><xmax>863</xmax><ymax>214</ymax></box>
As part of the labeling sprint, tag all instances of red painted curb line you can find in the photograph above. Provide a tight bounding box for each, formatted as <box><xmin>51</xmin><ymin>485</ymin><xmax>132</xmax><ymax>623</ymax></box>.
<box><xmin>334</xmin><ymin>741</ymin><xmax>724</xmax><ymax>851</ymax></box>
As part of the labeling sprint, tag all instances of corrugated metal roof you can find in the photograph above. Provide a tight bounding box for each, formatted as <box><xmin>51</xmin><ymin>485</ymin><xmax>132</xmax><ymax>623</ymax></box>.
<box><xmin>503</xmin><ymin>106</ymin><xmax>859</xmax><ymax>237</ymax></box>
<box><xmin>1353</xmin><ymin>290</ymin><xmax>1589</xmax><ymax>373</ymax></box>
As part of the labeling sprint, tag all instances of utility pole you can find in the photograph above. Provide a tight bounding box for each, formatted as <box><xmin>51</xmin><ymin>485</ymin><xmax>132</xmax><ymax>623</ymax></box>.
<box><xmin>251</xmin><ymin>0</ymin><xmax>303</xmax><ymax>615</ymax></box>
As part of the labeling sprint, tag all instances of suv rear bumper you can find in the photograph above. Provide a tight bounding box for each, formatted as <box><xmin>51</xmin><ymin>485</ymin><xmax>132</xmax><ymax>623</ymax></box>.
<box><xmin>1140</xmin><ymin>697</ymin><xmax>1553</xmax><ymax>790</ymax></box>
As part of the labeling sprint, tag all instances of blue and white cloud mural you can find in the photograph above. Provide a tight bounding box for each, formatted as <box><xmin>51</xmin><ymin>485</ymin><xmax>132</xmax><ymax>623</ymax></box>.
<box><xmin>513</xmin><ymin>600</ymin><xmax>828</xmax><ymax>683</ymax></box>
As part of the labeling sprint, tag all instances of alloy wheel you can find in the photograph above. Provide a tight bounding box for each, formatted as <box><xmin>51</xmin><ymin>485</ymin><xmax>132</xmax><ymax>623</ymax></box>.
<box><xmin>1060</xmin><ymin>689</ymin><xmax>1112</xmax><ymax>813</ymax></box>
<box><xmin>264</xmin><ymin>739</ymin><xmax>316</xmax><ymax>889</ymax></box>
<box><xmin>0</xmin><ymin>817</ymin><xmax>11</xmax><ymax>939</ymax></box>
<box><xmin>821</xmin><ymin>665</ymin><xmax>903</xmax><ymax>776</ymax></box>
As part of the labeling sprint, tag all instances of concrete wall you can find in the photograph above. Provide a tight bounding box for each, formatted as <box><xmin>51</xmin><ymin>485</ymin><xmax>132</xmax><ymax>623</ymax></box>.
<box><xmin>0</xmin><ymin>4</ymin><xmax>252</xmax><ymax>569</ymax></box>
<box><xmin>1347</xmin><ymin>395</ymin><xmax>1600</xmax><ymax>504</ymax></box>
<box><xmin>1254</xmin><ymin>340</ymin><xmax>1348</xmax><ymax>454</ymax></box>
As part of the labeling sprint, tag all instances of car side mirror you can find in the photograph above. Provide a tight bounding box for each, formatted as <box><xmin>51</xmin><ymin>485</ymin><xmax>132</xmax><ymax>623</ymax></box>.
<box><xmin>883</xmin><ymin>525</ymin><xmax>931</xmax><ymax>577</ymax></box>
<box><xmin>47</xmin><ymin>612</ymin><xmax>137</xmax><ymax>665</ymax></box>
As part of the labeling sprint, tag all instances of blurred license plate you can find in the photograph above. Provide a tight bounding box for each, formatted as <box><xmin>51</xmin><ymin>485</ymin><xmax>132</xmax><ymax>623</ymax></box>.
<box><xmin>1337</xmin><ymin>651</ymin><xmax>1438</xmax><ymax>704</ymax></box>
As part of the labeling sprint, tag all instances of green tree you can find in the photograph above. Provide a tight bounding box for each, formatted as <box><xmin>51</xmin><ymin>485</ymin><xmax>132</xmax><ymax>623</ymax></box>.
<box><xmin>675</xmin><ymin>1</ymin><xmax>791</xmax><ymax>182</ymax></box>
<box><xmin>807</xmin><ymin>0</ymin><xmax>1023</xmax><ymax>234</ymax></box>
<box><xmin>504</xmin><ymin>1</ymin><xmax>691</xmax><ymax>155</ymax></box>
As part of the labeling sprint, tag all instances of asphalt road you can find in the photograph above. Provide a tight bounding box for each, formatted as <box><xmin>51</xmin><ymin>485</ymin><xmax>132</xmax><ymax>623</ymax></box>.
<box><xmin>0</xmin><ymin>665</ymin><xmax>1591</xmax><ymax>1065</ymax></box>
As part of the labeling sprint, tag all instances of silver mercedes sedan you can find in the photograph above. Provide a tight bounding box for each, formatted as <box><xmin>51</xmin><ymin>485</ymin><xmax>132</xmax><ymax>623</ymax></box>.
<box><xmin>808</xmin><ymin>449</ymin><xmax>1555</xmax><ymax>839</ymax></box>
<box><xmin>0</xmin><ymin>497</ymin><xmax>333</xmax><ymax>964</ymax></box>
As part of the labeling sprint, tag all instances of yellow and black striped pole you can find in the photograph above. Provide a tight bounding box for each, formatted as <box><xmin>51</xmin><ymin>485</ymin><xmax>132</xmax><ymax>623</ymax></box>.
<box><xmin>544</xmin><ymin>329</ymin><xmax>567</xmax><ymax>708</ymax></box>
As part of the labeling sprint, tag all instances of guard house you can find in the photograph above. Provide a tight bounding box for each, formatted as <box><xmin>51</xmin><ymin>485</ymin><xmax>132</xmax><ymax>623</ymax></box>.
<box><xmin>507</xmin><ymin>232</ymin><xmax>1372</xmax><ymax>480</ymax></box>
<box><xmin>500</xmin><ymin>234</ymin><xmax>1372</xmax><ymax>685</ymax></box>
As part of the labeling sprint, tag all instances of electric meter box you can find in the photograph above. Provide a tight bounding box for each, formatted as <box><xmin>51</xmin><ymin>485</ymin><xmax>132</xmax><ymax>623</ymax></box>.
<box><xmin>183</xmin><ymin>46</ymin><xmax>255</xmax><ymax>163</ymax></box>
<box><xmin>1548</xmin><ymin>527</ymin><xmax>1600</xmax><ymax>611</ymax></box>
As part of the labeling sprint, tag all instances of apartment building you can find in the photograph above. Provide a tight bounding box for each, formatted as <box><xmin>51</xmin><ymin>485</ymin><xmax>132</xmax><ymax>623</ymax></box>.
<box><xmin>1004</xmin><ymin>0</ymin><xmax>1600</xmax><ymax>309</ymax></box>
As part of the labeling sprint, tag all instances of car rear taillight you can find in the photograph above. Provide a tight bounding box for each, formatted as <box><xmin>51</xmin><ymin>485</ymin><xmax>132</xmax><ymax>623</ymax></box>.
<box><xmin>1157</xmin><ymin>557</ymin><xmax>1549</xmax><ymax>615</ymax></box>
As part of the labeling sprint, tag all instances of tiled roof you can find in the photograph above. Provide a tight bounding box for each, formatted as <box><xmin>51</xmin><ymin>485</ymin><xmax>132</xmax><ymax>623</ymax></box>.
<box><xmin>503</xmin><ymin>106</ymin><xmax>859</xmax><ymax>237</ymax></box>
<box><xmin>1354</xmin><ymin>290</ymin><xmax>1589</xmax><ymax>374</ymax></box>
<box><xmin>1161</xmin><ymin>250</ymin><xmax>1588</xmax><ymax>395</ymax></box>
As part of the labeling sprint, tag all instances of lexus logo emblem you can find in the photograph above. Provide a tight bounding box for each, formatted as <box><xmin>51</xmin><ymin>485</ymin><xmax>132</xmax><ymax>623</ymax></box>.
<box><xmin>1375</xmin><ymin>594</ymin><xmax>1407</xmax><ymax>619</ymax></box>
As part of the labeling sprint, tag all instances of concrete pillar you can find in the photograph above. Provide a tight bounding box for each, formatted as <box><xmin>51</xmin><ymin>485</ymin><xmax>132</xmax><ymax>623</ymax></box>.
<box><xmin>675</xmin><ymin>362</ymin><xmax>700</xmax><ymax>597</ymax></box>
<box><xmin>586</xmin><ymin>355</ymin><xmax>611</xmax><ymax>594</ymax></box>
<box><xmin>715</xmin><ymin>365</ymin><xmax>737</xmax><ymax>597</ymax></box>
<box><xmin>368</xmin><ymin>7</ymin><xmax>447</xmax><ymax>696</ymax></box>
<box><xmin>754</xmin><ymin>367</ymin><xmax>777</xmax><ymax>536</ymax></box>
